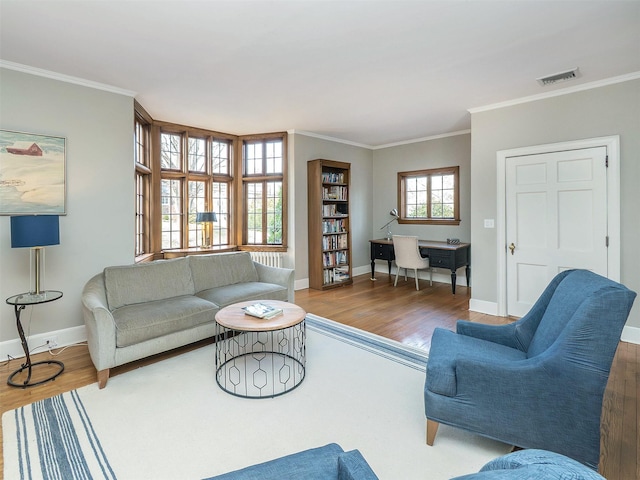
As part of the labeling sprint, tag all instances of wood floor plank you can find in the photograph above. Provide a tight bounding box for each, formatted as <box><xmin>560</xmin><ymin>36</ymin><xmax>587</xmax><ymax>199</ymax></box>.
<box><xmin>1</xmin><ymin>273</ymin><xmax>637</xmax><ymax>479</ymax></box>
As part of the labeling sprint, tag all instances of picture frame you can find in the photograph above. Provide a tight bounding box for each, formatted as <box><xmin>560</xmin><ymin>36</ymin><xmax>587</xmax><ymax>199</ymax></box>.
<box><xmin>0</xmin><ymin>129</ymin><xmax>66</xmax><ymax>215</ymax></box>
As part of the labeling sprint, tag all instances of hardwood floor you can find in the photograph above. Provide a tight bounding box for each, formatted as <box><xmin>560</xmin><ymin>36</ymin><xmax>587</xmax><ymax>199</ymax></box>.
<box><xmin>1</xmin><ymin>273</ymin><xmax>637</xmax><ymax>479</ymax></box>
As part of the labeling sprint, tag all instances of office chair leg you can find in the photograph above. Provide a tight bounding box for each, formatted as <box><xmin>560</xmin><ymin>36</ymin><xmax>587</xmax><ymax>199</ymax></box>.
<box><xmin>404</xmin><ymin>268</ymin><xmax>407</xmax><ymax>281</ymax></box>
<box><xmin>430</xmin><ymin>268</ymin><xmax>433</xmax><ymax>286</ymax></box>
<box><xmin>414</xmin><ymin>269</ymin><xmax>420</xmax><ymax>290</ymax></box>
<box><xmin>394</xmin><ymin>269</ymin><xmax>399</xmax><ymax>287</ymax></box>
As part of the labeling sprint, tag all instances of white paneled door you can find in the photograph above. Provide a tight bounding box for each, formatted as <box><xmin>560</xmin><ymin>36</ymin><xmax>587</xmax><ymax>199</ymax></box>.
<box><xmin>505</xmin><ymin>147</ymin><xmax>608</xmax><ymax>317</ymax></box>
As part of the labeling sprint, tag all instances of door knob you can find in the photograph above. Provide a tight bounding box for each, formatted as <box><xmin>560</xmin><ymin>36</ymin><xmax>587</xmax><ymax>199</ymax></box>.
<box><xmin>509</xmin><ymin>243</ymin><xmax>516</xmax><ymax>255</ymax></box>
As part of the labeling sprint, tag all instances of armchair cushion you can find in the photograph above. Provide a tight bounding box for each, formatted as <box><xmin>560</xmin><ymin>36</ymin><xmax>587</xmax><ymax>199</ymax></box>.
<box><xmin>452</xmin><ymin>449</ymin><xmax>606</xmax><ymax>479</ymax></box>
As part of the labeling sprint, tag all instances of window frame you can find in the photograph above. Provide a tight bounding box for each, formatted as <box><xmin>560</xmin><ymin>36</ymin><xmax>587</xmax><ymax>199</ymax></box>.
<box><xmin>134</xmin><ymin>102</ymin><xmax>152</xmax><ymax>261</ymax></box>
<box><xmin>238</xmin><ymin>133</ymin><xmax>288</xmax><ymax>249</ymax></box>
<box><xmin>157</xmin><ymin>123</ymin><xmax>235</xmax><ymax>251</ymax></box>
<box><xmin>397</xmin><ymin>166</ymin><xmax>461</xmax><ymax>226</ymax></box>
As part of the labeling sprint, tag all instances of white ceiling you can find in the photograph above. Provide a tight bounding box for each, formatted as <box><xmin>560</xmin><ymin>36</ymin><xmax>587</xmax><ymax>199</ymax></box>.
<box><xmin>1</xmin><ymin>1</ymin><xmax>639</xmax><ymax>147</ymax></box>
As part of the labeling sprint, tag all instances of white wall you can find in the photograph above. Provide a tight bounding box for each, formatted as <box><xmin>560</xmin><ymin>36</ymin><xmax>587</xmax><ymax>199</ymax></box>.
<box><xmin>0</xmin><ymin>68</ymin><xmax>134</xmax><ymax>355</ymax></box>
<box><xmin>470</xmin><ymin>79</ymin><xmax>640</xmax><ymax>331</ymax></box>
<box><xmin>372</xmin><ymin>133</ymin><xmax>471</xmax><ymax>242</ymax></box>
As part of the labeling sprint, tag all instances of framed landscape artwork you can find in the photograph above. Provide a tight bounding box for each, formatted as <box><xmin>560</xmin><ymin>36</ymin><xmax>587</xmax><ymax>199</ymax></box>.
<box><xmin>0</xmin><ymin>129</ymin><xmax>66</xmax><ymax>215</ymax></box>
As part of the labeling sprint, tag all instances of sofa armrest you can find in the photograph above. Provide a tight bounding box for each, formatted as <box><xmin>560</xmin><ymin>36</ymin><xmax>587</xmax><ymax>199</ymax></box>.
<box><xmin>254</xmin><ymin>262</ymin><xmax>295</xmax><ymax>302</ymax></box>
<box><xmin>81</xmin><ymin>273</ymin><xmax>117</xmax><ymax>371</ymax></box>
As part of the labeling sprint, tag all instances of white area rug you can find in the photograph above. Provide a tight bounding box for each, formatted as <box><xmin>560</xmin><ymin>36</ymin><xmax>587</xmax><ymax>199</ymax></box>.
<box><xmin>4</xmin><ymin>315</ymin><xmax>510</xmax><ymax>479</ymax></box>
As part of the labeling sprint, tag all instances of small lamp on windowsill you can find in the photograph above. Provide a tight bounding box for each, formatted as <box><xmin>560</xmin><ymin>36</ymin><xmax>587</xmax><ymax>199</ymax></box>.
<box><xmin>379</xmin><ymin>208</ymin><xmax>399</xmax><ymax>241</ymax></box>
<box><xmin>10</xmin><ymin>215</ymin><xmax>60</xmax><ymax>299</ymax></box>
<box><xmin>196</xmin><ymin>212</ymin><xmax>217</xmax><ymax>248</ymax></box>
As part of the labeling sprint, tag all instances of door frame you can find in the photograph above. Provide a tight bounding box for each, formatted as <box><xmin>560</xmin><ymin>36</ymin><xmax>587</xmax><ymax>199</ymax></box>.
<box><xmin>496</xmin><ymin>135</ymin><xmax>620</xmax><ymax>317</ymax></box>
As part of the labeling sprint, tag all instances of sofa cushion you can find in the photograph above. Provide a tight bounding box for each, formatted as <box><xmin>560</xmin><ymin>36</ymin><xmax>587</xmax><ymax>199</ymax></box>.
<box><xmin>189</xmin><ymin>252</ymin><xmax>259</xmax><ymax>293</ymax></box>
<box><xmin>112</xmin><ymin>295</ymin><xmax>218</xmax><ymax>347</ymax></box>
<box><xmin>197</xmin><ymin>282</ymin><xmax>288</xmax><ymax>308</ymax></box>
<box><xmin>104</xmin><ymin>257</ymin><xmax>195</xmax><ymax>311</ymax></box>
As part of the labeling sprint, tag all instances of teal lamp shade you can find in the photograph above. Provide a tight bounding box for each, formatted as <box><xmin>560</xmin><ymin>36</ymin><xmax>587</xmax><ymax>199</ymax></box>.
<box><xmin>11</xmin><ymin>215</ymin><xmax>60</xmax><ymax>247</ymax></box>
<box><xmin>196</xmin><ymin>212</ymin><xmax>217</xmax><ymax>223</ymax></box>
<box><xmin>10</xmin><ymin>215</ymin><xmax>60</xmax><ymax>294</ymax></box>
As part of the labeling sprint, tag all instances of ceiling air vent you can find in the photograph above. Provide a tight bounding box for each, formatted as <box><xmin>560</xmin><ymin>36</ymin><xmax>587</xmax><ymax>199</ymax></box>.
<box><xmin>536</xmin><ymin>67</ymin><xmax>580</xmax><ymax>86</ymax></box>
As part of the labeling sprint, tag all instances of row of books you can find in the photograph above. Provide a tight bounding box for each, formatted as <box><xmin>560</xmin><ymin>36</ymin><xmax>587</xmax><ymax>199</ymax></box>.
<box><xmin>323</xmin><ymin>250</ymin><xmax>348</xmax><ymax>267</ymax></box>
<box><xmin>321</xmin><ymin>172</ymin><xmax>345</xmax><ymax>184</ymax></box>
<box><xmin>322</xmin><ymin>186</ymin><xmax>348</xmax><ymax>200</ymax></box>
<box><xmin>322</xmin><ymin>233</ymin><xmax>348</xmax><ymax>251</ymax></box>
<box><xmin>322</xmin><ymin>218</ymin><xmax>347</xmax><ymax>233</ymax></box>
<box><xmin>322</xmin><ymin>204</ymin><xmax>348</xmax><ymax>217</ymax></box>
<box><xmin>323</xmin><ymin>266</ymin><xmax>350</xmax><ymax>285</ymax></box>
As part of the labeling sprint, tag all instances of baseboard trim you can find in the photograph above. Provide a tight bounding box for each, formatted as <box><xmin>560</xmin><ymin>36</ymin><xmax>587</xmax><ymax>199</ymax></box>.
<box><xmin>621</xmin><ymin>325</ymin><xmax>640</xmax><ymax>345</ymax></box>
<box><xmin>0</xmin><ymin>325</ymin><xmax>87</xmax><ymax>360</ymax></box>
<box><xmin>469</xmin><ymin>299</ymin><xmax>499</xmax><ymax>316</ymax></box>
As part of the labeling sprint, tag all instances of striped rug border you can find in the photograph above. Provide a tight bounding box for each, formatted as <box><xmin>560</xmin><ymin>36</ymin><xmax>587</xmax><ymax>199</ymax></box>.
<box><xmin>306</xmin><ymin>313</ymin><xmax>429</xmax><ymax>371</ymax></box>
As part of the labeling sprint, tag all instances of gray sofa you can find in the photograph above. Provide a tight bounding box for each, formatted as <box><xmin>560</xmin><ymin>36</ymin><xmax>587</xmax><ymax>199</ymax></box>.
<box><xmin>81</xmin><ymin>251</ymin><xmax>294</xmax><ymax>388</ymax></box>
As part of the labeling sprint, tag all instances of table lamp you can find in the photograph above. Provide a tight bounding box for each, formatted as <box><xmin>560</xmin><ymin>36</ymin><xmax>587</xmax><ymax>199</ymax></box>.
<box><xmin>196</xmin><ymin>211</ymin><xmax>217</xmax><ymax>247</ymax></box>
<box><xmin>10</xmin><ymin>215</ymin><xmax>60</xmax><ymax>295</ymax></box>
<box><xmin>379</xmin><ymin>208</ymin><xmax>399</xmax><ymax>240</ymax></box>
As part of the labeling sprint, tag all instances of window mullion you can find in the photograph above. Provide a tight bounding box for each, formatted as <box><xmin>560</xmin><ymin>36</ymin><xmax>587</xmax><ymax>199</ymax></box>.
<box><xmin>426</xmin><ymin>174</ymin><xmax>432</xmax><ymax>220</ymax></box>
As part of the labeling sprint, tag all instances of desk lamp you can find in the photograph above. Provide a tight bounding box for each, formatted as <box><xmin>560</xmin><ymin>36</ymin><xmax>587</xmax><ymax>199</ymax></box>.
<box><xmin>379</xmin><ymin>208</ymin><xmax>399</xmax><ymax>240</ymax></box>
<box><xmin>10</xmin><ymin>215</ymin><xmax>60</xmax><ymax>296</ymax></box>
<box><xmin>196</xmin><ymin>211</ymin><xmax>217</xmax><ymax>247</ymax></box>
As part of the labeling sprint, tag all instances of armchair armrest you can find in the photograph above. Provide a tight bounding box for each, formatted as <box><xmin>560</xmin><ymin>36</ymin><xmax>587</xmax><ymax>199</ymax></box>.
<box><xmin>254</xmin><ymin>262</ymin><xmax>295</xmax><ymax>302</ymax></box>
<box><xmin>456</xmin><ymin>321</ymin><xmax>526</xmax><ymax>351</ymax></box>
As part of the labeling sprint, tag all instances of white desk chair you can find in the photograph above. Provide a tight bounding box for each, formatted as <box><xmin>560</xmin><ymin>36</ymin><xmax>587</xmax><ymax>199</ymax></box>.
<box><xmin>392</xmin><ymin>235</ymin><xmax>432</xmax><ymax>290</ymax></box>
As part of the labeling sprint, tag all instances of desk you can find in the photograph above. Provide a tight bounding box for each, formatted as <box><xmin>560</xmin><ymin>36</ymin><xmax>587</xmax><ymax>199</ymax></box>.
<box><xmin>369</xmin><ymin>239</ymin><xmax>470</xmax><ymax>294</ymax></box>
<box><xmin>6</xmin><ymin>290</ymin><xmax>64</xmax><ymax>387</ymax></box>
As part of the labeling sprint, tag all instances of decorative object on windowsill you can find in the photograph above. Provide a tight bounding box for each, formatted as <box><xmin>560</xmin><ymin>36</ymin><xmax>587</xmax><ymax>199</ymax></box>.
<box><xmin>10</xmin><ymin>215</ymin><xmax>60</xmax><ymax>298</ymax></box>
<box><xmin>379</xmin><ymin>208</ymin><xmax>399</xmax><ymax>241</ymax></box>
<box><xmin>447</xmin><ymin>238</ymin><xmax>460</xmax><ymax>245</ymax></box>
<box><xmin>196</xmin><ymin>211</ymin><xmax>217</xmax><ymax>247</ymax></box>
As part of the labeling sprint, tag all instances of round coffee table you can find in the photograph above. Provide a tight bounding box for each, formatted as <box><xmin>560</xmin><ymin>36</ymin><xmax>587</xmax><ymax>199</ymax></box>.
<box><xmin>214</xmin><ymin>300</ymin><xmax>306</xmax><ymax>398</ymax></box>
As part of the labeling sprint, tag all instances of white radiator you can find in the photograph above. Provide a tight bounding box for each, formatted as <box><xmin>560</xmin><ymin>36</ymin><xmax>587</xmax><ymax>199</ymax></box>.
<box><xmin>250</xmin><ymin>251</ymin><xmax>284</xmax><ymax>268</ymax></box>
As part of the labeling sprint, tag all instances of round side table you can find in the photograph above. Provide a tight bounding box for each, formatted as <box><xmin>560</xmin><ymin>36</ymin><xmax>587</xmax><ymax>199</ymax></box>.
<box><xmin>6</xmin><ymin>291</ymin><xmax>65</xmax><ymax>388</ymax></box>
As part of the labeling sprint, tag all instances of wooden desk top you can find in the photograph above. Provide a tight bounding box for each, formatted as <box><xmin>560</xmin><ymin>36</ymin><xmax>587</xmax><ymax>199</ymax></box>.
<box><xmin>215</xmin><ymin>300</ymin><xmax>306</xmax><ymax>331</ymax></box>
<box><xmin>370</xmin><ymin>238</ymin><xmax>470</xmax><ymax>250</ymax></box>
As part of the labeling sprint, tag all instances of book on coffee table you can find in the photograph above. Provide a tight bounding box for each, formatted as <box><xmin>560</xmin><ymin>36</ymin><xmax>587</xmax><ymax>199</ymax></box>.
<box><xmin>242</xmin><ymin>303</ymin><xmax>283</xmax><ymax>319</ymax></box>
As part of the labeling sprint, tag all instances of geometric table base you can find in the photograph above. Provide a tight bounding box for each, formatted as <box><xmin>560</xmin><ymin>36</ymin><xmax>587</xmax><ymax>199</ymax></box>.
<box><xmin>215</xmin><ymin>321</ymin><xmax>306</xmax><ymax>399</ymax></box>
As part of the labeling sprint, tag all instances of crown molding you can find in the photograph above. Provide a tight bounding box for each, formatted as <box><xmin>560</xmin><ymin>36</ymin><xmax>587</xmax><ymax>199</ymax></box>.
<box><xmin>0</xmin><ymin>60</ymin><xmax>137</xmax><ymax>97</ymax></box>
<box><xmin>372</xmin><ymin>130</ymin><xmax>471</xmax><ymax>150</ymax></box>
<box><xmin>289</xmin><ymin>128</ymin><xmax>471</xmax><ymax>151</ymax></box>
<box><xmin>288</xmin><ymin>130</ymin><xmax>372</xmax><ymax>149</ymax></box>
<box><xmin>468</xmin><ymin>71</ymin><xmax>640</xmax><ymax>114</ymax></box>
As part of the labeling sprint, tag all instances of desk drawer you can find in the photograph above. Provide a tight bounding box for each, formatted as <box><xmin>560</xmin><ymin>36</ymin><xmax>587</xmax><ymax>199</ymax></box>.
<box><xmin>428</xmin><ymin>250</ymin><xmax>452</xmax><ymax>268</ymax></box>
<box><xmin>372</xmin><ymin>243</ymin><xmax>394</xmax><ymax>260</ymax></box>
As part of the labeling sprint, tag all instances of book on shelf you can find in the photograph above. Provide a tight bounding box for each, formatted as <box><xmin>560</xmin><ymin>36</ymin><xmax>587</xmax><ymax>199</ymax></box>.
<box><xmin>242</xmin><ymin>303</ymin><xmax>283</xmax><ymax>319</ymax></box>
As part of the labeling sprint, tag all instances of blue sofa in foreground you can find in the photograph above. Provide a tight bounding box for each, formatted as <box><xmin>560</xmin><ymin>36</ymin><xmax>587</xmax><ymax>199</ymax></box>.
<box><xmin>425</xmin><ymin>269</ymin><xmax>636</xmax><ymax>470</ymax></box>
<box><xmin>205</xmin><ymin>443</ymin><xmax>379</xmax><ymax>480</ymax></box>
<box><xmin>452</xmin><ymin>449</ymin><xmax>605</xmax><ymax>479</ymax></box>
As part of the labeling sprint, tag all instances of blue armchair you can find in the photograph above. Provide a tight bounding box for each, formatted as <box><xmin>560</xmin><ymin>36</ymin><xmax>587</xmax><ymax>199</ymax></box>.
<box><xmin>424</xmin><ymin>269</ymin><xmax>636</xmax><ymax>470</ymax></box>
